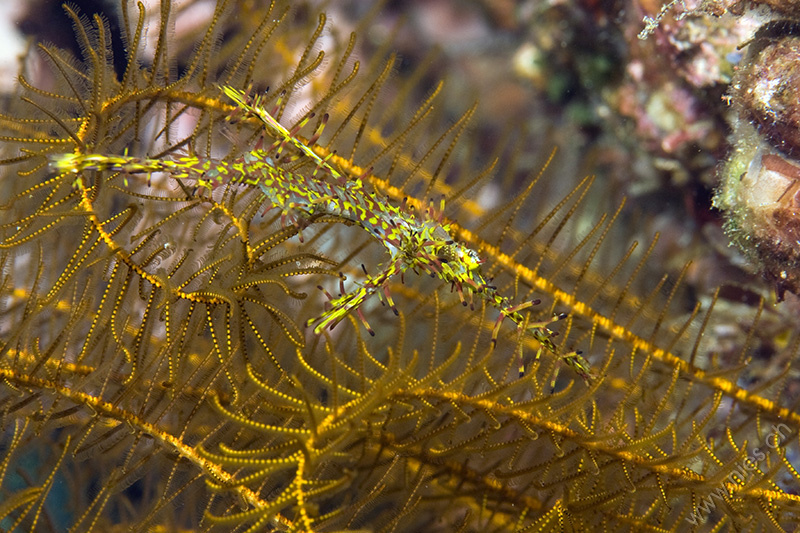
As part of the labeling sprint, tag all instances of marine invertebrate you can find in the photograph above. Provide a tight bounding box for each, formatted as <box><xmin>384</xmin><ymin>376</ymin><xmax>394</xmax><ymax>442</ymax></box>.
<box><xmin>714</xmin><ymin>18</ymin><xmax>800</xmax><ymax>296</ymax></box>
<box><xmin>641</xmin><ymin>1</ymin><xmax>800</xmax><ymax>296</ymax></box>
<box><xmin>0</xmin><ymin>1</ymin><xmax>799</xmax><ymax>532</ymax></box>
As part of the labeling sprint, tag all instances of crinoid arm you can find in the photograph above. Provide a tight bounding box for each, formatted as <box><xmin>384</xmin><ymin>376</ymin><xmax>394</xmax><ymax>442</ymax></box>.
<box><xmin>7</xmin><ymin>1</ymin><xmax>800</xmax><ymax>531</ymax></box>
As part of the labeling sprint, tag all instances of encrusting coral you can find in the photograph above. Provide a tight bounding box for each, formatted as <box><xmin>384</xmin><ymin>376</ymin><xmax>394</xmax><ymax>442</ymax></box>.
<box><xmin>715</xmin><ymin>16</ymin><xmax>800</xmax><ymax>297</ymax></box>
<box><xmin>0</xmin><ymin>1</ymin><xmax>798</xmax><ymax>531</ymax></box>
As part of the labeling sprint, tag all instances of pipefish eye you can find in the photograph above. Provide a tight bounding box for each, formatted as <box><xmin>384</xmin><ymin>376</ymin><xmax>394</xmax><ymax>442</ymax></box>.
<box><xmin>453</xmin><ymin>247</ymin><xmax>482</xmax><ymax>272</ymax></box>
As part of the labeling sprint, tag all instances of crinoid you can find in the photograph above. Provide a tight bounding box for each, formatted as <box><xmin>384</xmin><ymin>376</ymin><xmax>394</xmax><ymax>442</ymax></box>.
<box><xmin>0</xmin><ymin>1</ymin><xmax>798</xmax><ymax>532</ymax></box>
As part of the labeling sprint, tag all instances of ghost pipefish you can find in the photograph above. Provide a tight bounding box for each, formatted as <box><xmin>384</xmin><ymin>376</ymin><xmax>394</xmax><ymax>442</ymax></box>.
<box><xmin>50</xmin><ymin>85</ymin><xmax>593</xmax><ymax>384</ymax></box>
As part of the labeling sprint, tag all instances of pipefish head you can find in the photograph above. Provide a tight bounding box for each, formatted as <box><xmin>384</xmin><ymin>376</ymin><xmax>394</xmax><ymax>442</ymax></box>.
<box><xmin>427</xmin><ymin>234</ymin><xmax>488</xmax><ymax>292</ymax></box>
<box><xmin>436</xmin><ymin>242</ymin><xmax>483</xmax><ymax>275</ymax></box>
